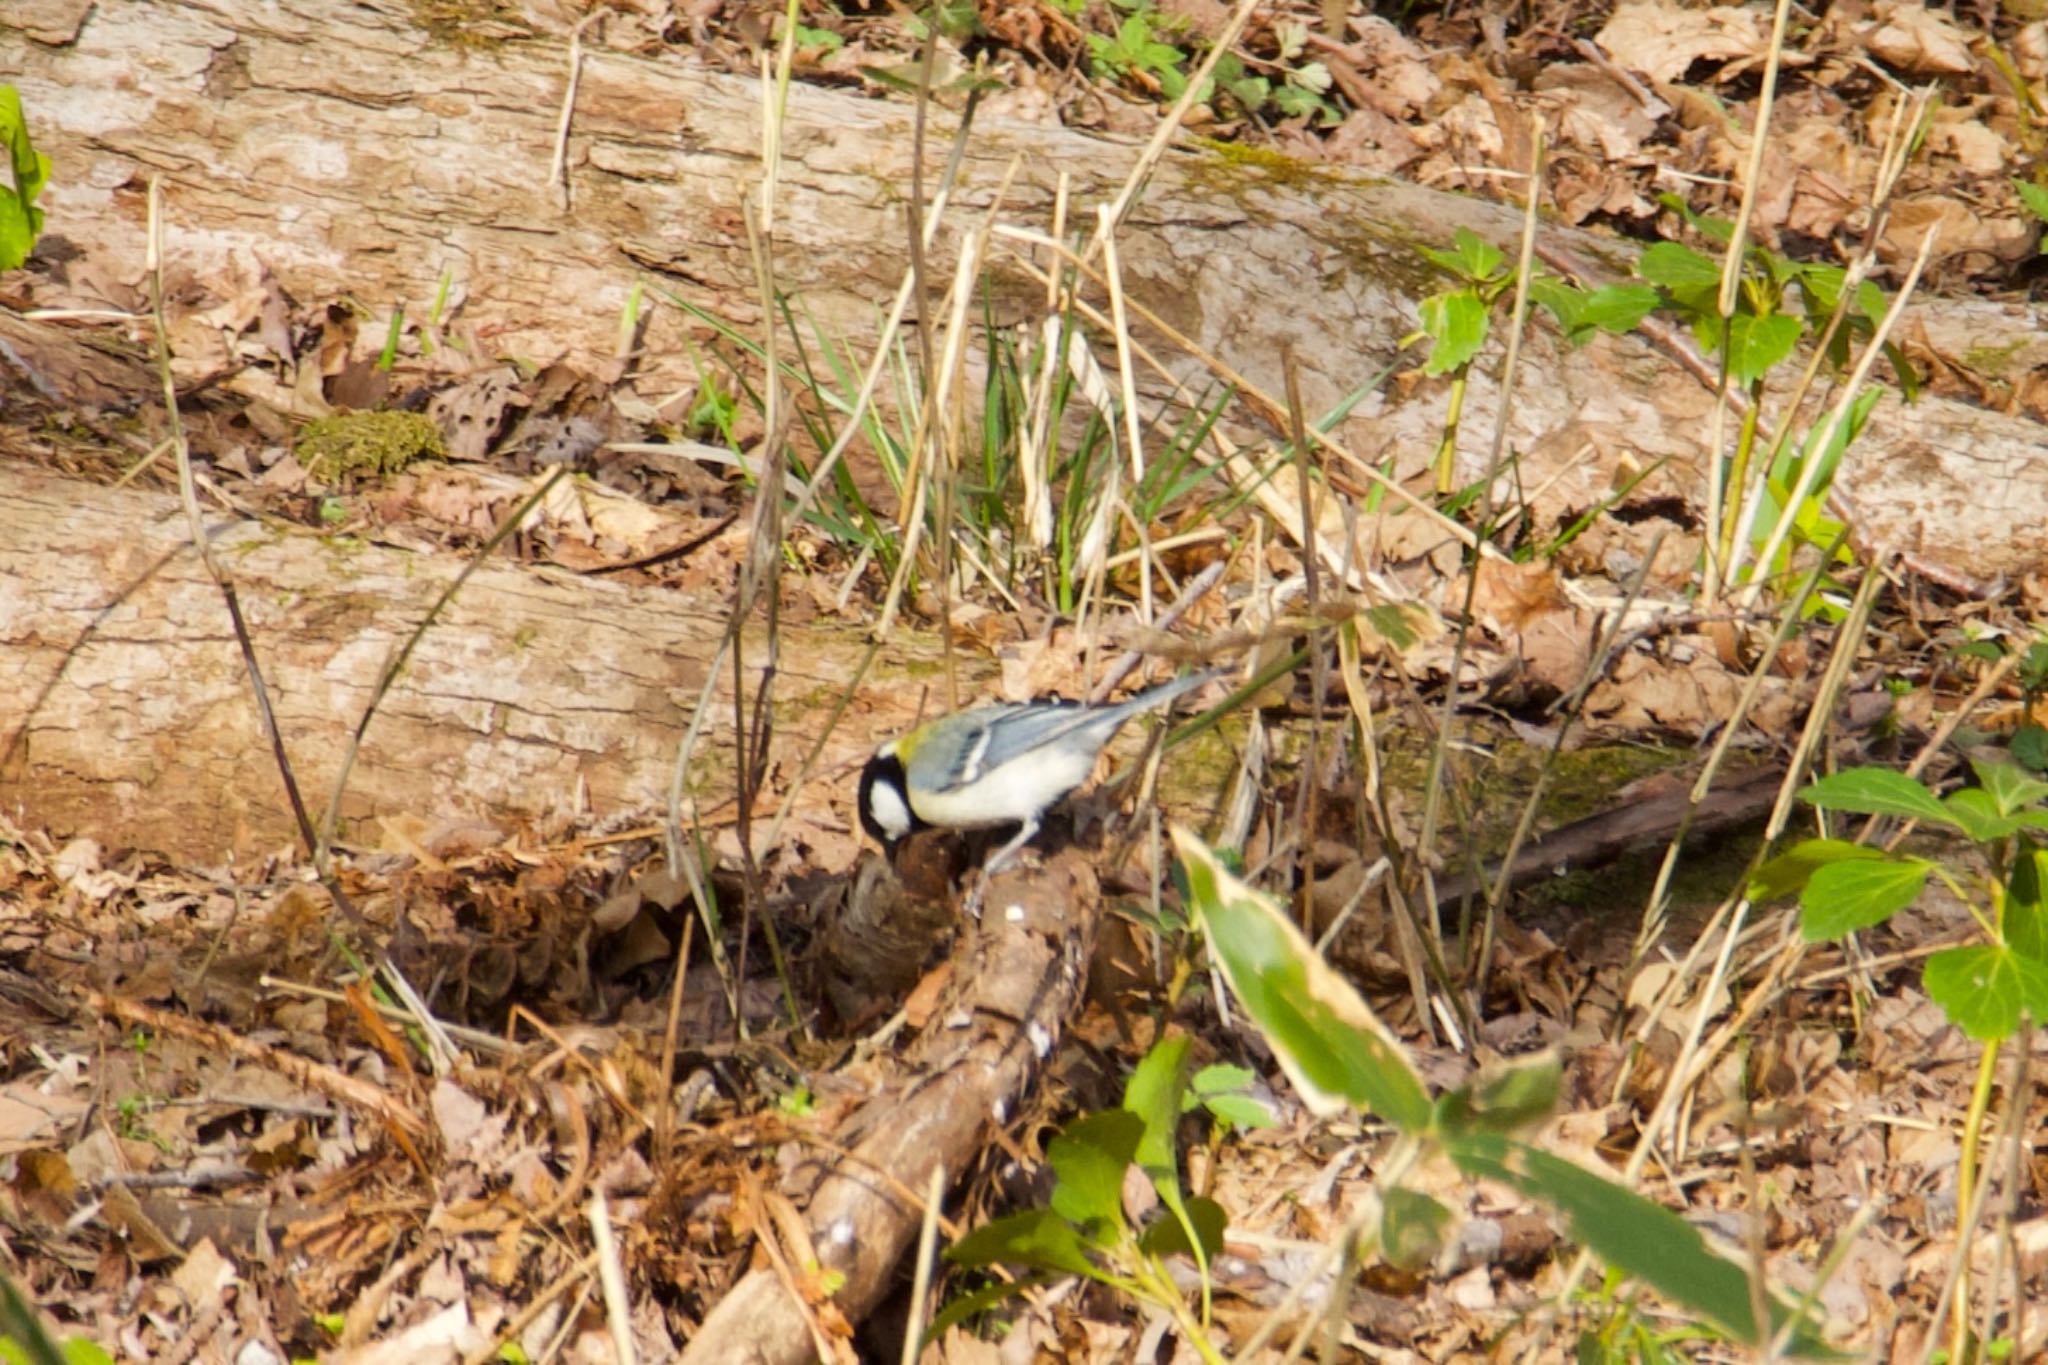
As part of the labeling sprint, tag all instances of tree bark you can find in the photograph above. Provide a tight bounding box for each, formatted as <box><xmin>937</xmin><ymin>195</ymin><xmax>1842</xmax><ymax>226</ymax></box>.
<box><xmin>4</xmin><ymin>0</ymin><xmax>2044</xmax><ymax>586</ymax></box>
<box><xmin>0</xmin><ymin>466</ymin><xmax>900</xmax><ymax>860</ymax></box>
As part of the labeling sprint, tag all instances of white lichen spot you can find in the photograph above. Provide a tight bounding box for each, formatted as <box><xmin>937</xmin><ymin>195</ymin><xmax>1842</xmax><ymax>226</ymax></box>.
<box><xmin>1026</xmin><ymin>1021</ymin><xmax>1053</xmax><ymax>1059</ymax></box>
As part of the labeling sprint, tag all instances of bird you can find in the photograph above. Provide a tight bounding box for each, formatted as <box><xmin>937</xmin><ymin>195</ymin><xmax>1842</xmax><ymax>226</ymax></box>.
<box><xmin>857</xmin><ymin>668</ymin><xmax>1225</xmax><ymax>913</ymax></box>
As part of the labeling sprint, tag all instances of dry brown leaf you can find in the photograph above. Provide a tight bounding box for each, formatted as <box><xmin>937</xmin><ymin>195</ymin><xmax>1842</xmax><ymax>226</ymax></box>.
<box><xmin>1863</xmin><ymin>1</ymin><xmax>1976</xmax><ymax>75</ymax></box>
<box><xmin>426</xmin><ymin>365</ymin><xmax>524</xmax><ymax>460</ymax></box>
<box><xmin>1881</xmin><ymin>193</ymin><xmax>2034</xmax><ymax>264</ymax></box>
<box><xmin>1596</xmin><ymin>1</ymin><xmax>1764</xmax><ymax>84</ymax></box>
<box><xmin>1927</xmin><ymin>114</ymin><xmax>2010</xmax><ymax>176</ymax></box>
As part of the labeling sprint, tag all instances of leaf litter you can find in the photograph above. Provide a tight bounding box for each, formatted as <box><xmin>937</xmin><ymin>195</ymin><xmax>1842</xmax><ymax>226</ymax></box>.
<box><xmin>4</xmin><ymin>0</ymin><xmax>2048</xmax><ymax>1359</ymax></box>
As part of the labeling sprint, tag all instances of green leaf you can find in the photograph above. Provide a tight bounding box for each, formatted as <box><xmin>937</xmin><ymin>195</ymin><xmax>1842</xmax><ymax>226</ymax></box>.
<box><xmin>1122</xmin><ymin>1035</ymin><xmax>1199</xmax><ymax>1256</ymax></box>
<box><xmin>1970</xmin><ymin>755</ymin><xmax>2048</xmax><ymax>816</ymax></box>
<box><xmin>1380</xmin><ymin>1186</ymin><xmax>1454</xmax><ymax>1271</ymax></box>
<box><xmin>1766</xmin><ymin>388</ymin><xmax>1882</xmax><ymax>497</ymax></box>
<box><xmin>2015</xmin><ymin>178</ymin><xmax>2048</xmax><ymax>228</ymax></box>
<box><xmin>1723</xmin><ymin>312</ymin><xmax>1803</xmax><ymax>388</ymax></box>
<box><xmin>1419</xmin><ymin>226</ymin><xmax>1505</xmax><ymax>282</ymax></box>
<box><xmin>923</xmin><ymin>1275</ymin><xmax>1045</xmax><ymax>1342</ymax></box>
<box><xmin>1047</xmin><ymin>1110</ymin><xmax>1142</xmax><ymax>1240</ymax></box>
<box><xmin>0</xmin><ymin>86</ymin><xmax>51</xmax><ymax>272</ymax></box>
<box><xmin>1197</xmin><ymin>1092</ymin><xmax>1275</xmax><ymax>1131</ymax></box>
<box><xmin>1656</xmin><ymin>191</ymin><xmax>1737</xmax><ymax>246</ymax></box>
<box><xmin>1749</xmin><ymin>839</ymin><xmax>1886</xmax><ymax>902</ymax></box>
<box><xmin>1798</xmin><ymin>768</ymin><xmax>1956</xmax><ymax>829</ymax></box>
<box><xmin>1922</xmin><ymin>944</ymin><xmax>2048</xmax><ymax>1041</ymax></box>
<box><xmin>1942</xmin><ymin>787</ymin><xmax>2022</xmax><ymax>843</ymax></box>
<box><xmin>2010</xmin><ymin>723</ymin><xmax>2048</xmax><ymax>774</ymax></box>
<box><xmin>1173</xmin><ymin>828</ymin><xmax>1433</xmax><ymax>1129</ymax></box>
<box><xmin>1435</xmin><ymin>1050</ymin><xmax>1562</xmax><ymax>1135</ymax></box>
<box><xmin>1136</xmin><ymin>1195</ymin><xmax>1228</xmax><ymax>1260</ymax></box>
<box><xmin>1125</xmin><ymin>1037</ymin><xmax>1192</xmax><ymax>1166</ymax></box>
<box><xmin>947</xmin><ymin>1207</ymin><xmax>1101</xmax><ymax>1278</ymax></box>
<box><xmin>1528</xmin><ymin>277</ymin><xmax>1587</xmax><ymax>335</ymax></box>
<box><xmin>1188</xmin><ymin>1064</ymin><xmax>1276</xmax><ymax>1130</ymax></box>
<box><xmin>1576</xmin><ymin>283</ymin><xmax>1660</xmax><ymax>335</ymax></box>
<box><xmin>1419</xmin><ymin>288</ymin><xmax>1488</xmax><ymax>376</ymax></box>
<box><xmin>1799</xmin><ymin>856</ymin><xmax>1931</xmax><ymax>939</ymax></box>
<box><xmin>1637</xmin><ymin>241</ymin><xmax>1722</xmax><ymax>289</ymax></box>
<box><xmin>1447</xmin><ymin>1134</ymin><xmax>1836</xmax><ymax>1354</ymax></box>
<box><xmin>2006</xmin><ymin>849</ymin><xmax>2048</xmax><ymax>963</ymax></box>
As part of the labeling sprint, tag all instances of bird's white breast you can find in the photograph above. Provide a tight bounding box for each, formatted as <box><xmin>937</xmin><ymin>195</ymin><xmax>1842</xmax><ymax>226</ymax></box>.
<box><xmin>909</xmin><ymin>742</ymin><xmax>1101</xmax><ymax>830</ymax></box>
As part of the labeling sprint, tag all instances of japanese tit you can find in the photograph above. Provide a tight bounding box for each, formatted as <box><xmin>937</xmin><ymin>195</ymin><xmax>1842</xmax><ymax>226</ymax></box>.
<box><xmin>857</xmin><ymin>667</ymin><xmax>1224</xmax><ymax>908</ymax></box>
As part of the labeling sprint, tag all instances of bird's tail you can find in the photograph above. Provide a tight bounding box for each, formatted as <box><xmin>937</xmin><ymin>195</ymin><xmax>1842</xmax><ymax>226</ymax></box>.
<box><xmin>1105</xmin><ymin>665</ymin><xmax>1231</xmax><ymax>721</ymax></box>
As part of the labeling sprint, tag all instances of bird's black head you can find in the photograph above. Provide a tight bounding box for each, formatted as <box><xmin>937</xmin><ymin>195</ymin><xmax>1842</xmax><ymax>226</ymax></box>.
<box><xmin>857</xmin><ymin>748</ymin><xmax>921</xmax><ymax>847</ymax></box>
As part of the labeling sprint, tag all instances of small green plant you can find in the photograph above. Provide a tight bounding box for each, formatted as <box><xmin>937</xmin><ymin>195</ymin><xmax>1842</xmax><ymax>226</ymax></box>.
<box><xmin>934</xmin><ymin>1036</ymin><xmax>1232</xmax><ymax>1361</ymax></box>
<box><xmin>1752</xmin><ymin>759</ymin><xmax>2048</xmax><ymax>1038</ymax></box>
<box><xmin>0</xmin><ymin>86</ymin><xmax>49</xmax><ymax>272</ymax></box>
<box><xmin>1574</xmin><ymin>1265</ymin><xmax>1719</xmax><ymax>1364</ymax></box>
<box><xmin>1409</xmin><ymin>226</ymin><xmax>1656</xmax><ymax>494</ymax></box>
<box><xmin>1638</xmin><ymin>194</ymin><xmax>1912</xmax><ymax>599</ymax></box>
<box><xmin>1170</xmin><ymin>828</ymin><xmax>1840</xmax><ymax>1356</ymax></box>
<box><xmin>1086</xmin><ymin>8</ymin><xmax>1191</xmax><ymax>96</ymax></box>
<box><xmin>1753</xmin><ymin>757</ymin><xmax>2048</xmax><ymax>1362</ymax></box>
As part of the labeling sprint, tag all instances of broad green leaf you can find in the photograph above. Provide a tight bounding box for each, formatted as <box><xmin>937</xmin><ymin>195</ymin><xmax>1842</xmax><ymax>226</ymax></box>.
<box><xmin>1794</xmin><ymin>262</ymin><xmax>1849</xmax><ymax>315</ymax></box>
<box><xmin>1576</xmin><ymin>283</ymin><xmax>1660</xmax><ymax>335</ymax></box>
<box><xmin>1798</xmin><ymin>768</ymin><xmax>1955</xmax><ymax>828</ymax></box>
<box><xmin>1942</xmin><ymin>787</ymin><xmax>2021</xmax><ymax>842</ymax></box>
<box><xmin>1418</xmin><ymin>288</ymin><xmax>1487</xmax><ymax>376</ymax></box>
<box><xmin>946</xmin><ymin>1207</ymin><xmax>1100</xmax><ymax>1279</ymax></box>
<box><xmin>1922</xmin><ymin>944</ymin><xmax>2048</xmax><ymax>1041</ymax></box>
<box><xmin>1448</xmin><ymin>1134</ymin><xmax>1837</xmax><ymax>1355</ymax></box>
<box><xmin>1528</xmin><ymin>276</ymin><xmax>1586</xmax><ymax>335</ymax></box>
<box><xmin>2011</xmin><ymin>723</ymin><xmax>2048</xmax><ymax>773</ymax></box>
<box><xmin>1749</xmin><ymin>839</ymin><xmax>1885</xmax><ymax>902</ymax></box>
<box><xmin>1970</xmin><ymin>756</ymin><xmax>2048</xmax><ymax>816</ymax></box>
<box><xmin>1188</xmin><ymin>1064</ymin><xmax>1276</xmax><ymax>1130</ymax></box>
<box><xmin>1723</xmin><ymin>312</ymin><xmax>1803</xmax><ymax>388</ymax></box>
<box><xmin>1123</xmin><ymin>1036</ymin><xmax>1193</xmax><ymax>1183</ymax></box>
<box><xmin>1419</xmin><ymin>226</ymin><xmax>1504</xmax><ymax>282</ymax></box>
<box><xmin>1047</xmin><ymin>1110</ymin><xmax>1142</xmax><ymax>1240</ymax></box>
<box><xmin>1197</xmin><ymin>1092</ymin><xmax>1275</xmax><ymax>1131</ymax></box>
<box><xmin>1434</xmin><ymin>1050</ymin><xmax>1561</xmax><ymax>1135</ymax></box>
<box><xmin>1120</xmin><ymin>1036</ymin><xmax>1209</xmax><ymax>1263</ymax></box>
<box><xmin>2007</xmin><ymin>849</ymin><xmax>2048</xmax><ymax>963</ymax></box>
<box><xmin>1637</xmin><ymin>241</ymin><xmax>1721</xmax><ymax>289</ymax></box>
<box><xmin>1799</xmin><ymin>856</ymin><xmax>1930</xmax><ymax>939</ymax></box>
<box><xmin>1136</xmin><ymin>1195</ymin><xmax>1228</xmax><ymax>1260</ymax></box>
<box><xmin>1173</xmin><ymin>827</ymin><xmax>1432</xmax><ymax>1129</ymax></box>
<box><xmin>1189</xmin><ymin>1063</ymin><xmax>1256</xmax><ymax>1096</ymax></box>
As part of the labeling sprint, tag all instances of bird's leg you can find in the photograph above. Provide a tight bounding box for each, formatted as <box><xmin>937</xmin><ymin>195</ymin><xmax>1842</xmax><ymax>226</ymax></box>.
<box><xmin>964</xmin><ymin>816</ymin><xmax>1039</xmax><ymax>918</ymax></box>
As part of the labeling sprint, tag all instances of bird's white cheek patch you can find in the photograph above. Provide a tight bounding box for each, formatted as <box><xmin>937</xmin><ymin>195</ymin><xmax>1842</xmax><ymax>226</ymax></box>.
<box><xmin>868</xmin><ymin>782</ymin><xmax>915</xmax><ymax>840</ymax></box>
